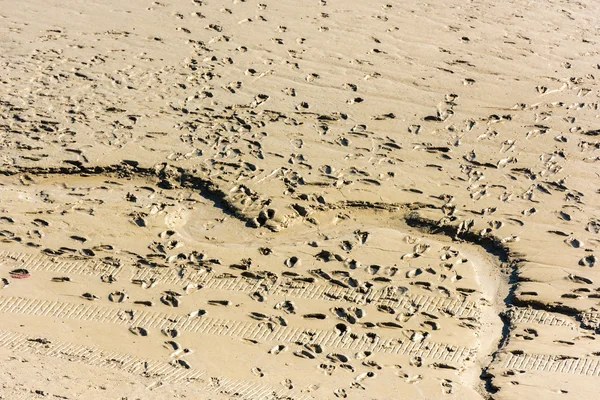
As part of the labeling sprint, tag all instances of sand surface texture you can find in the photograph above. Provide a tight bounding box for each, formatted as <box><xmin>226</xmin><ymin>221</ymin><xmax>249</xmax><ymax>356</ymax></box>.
<box><xmin>0</xmin><ymin>0</ymin><xmax>599</xmax><ymax>398</ymax></box>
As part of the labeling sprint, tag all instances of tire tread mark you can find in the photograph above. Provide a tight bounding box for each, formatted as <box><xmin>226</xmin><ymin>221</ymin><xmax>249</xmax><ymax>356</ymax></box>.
<box><xmin>1</xmin><ymin>252</ymin><xmax>479</xmax><ymax>318</ymax></box>
<box><xmin>508</xmin><ymin>308</ymin><xmax>574</xmax><ymax>327</ymax></box>
<box><xmin>0</xmin><ymin>296</ymin><xmax>471</xmax><ymax>362</ymax></box>
<box><xmin>0</xmin><ymin>251</ymin><xmax>114</xmax><ymax>277</ymax></box>
<box><xmin>0</xmin><ymin>329</ymin><xmax>203</xmax><ymax>383</ymax></box>
<box><xmin>502</xmin><ymin>352</ymin><xmax>600</xmax><ymax>376</ymax></box>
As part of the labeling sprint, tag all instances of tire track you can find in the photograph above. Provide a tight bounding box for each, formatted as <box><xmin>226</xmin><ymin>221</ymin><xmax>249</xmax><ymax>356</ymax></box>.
<box><xmin>0</xmin><ymin>296</ymin><xmax>474</xmax><ymax>363</ymax></box>
<box><xmin>0</xmin><ymin>329</ymin><xmax>307</xmax><ymax>399</ymax></box>
<box><xmin>204</xmin><ymin>376</ymin><xmax>309</xmax><ymax>400</ymax></box>
<box><xmin>506</xmin><ymin>307</ymin><xmax>575</xmax><ymax>328</ymax></box>
<box><xmin>0</xmin><ymin>329</ymin><xmax>202</xmax><ymax>384</ymax></box>
<box><xmin>0</xmin><ymin>251</ymin><xmax>121</xmax><ymax>278</ymax></box>
<box><xmin>131</xmin><ymin>266</ymin><xmax>481</xmax><ymax>318</ymax></box>
<box><xmin>502</xmin><ymin>351</ymin><xmax>600</xmax><ymax>376</ymax></box>
<box><xmin>1</xmin><ymin>251</ymin><xmax>480</xmax><ymax>318</ymax></box>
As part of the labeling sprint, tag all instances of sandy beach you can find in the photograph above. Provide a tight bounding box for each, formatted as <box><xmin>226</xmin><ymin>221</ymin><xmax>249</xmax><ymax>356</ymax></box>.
<box><xmin>1</xmin><ymin>0</ymin><xmax>599</xmax><ymax>398</ymax></box>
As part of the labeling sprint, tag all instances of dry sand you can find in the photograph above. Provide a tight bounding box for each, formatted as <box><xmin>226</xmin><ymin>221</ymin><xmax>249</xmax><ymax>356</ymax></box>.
<box><xmin>0</xmin><ymin>0</ymin><xmax>599</xmax><ymax>398</ymax></box>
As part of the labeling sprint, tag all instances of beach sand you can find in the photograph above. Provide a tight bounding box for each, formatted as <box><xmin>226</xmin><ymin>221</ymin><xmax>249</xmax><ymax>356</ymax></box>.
<box><xmin>0</xmin><ymin>0</ymin><xmax>599</xmax><ymax>398</ymax></box>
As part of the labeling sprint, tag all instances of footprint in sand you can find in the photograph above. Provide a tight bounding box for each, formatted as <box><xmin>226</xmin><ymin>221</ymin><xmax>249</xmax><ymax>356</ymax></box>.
<box><xmin>565</xmin><ymin>237</ymin><xmax>583</xmax><ymax>248</ymax></box>
<box><xmin>81</xmin><ymin>293</ymin><xmax>100</xmax><ymax>301</ymax></box>
<box><xmin>9</xmin><ymin>269</ymin><xmax>30</xmax><ymax>279</ymax></box>
<box><xmin>129</xmin><ymin>326</ymin><xmax>148</xmax><ymax>336</ymax></box>
<box><xmin>579</xmin><ymin>255</ymin><xmax>596</xmax><ymax>267</ymax></box>
<box><xmin>294</xmin><ymin>349</ymin><xmax>316</xmax><ymax>359</ymax></box>
<box><xmin>100</xmin><ymin>274</ymin><xmax>117</xmax><ymax>284</ymax></box>
<box><xmin>305</xmin><ymin>344</ymin><xmax>323</xmax><ymax>355</ymax></box>
<box><xmin>269</xmin><ymin>344</ymin><xmax>288</xmax><ymax>355</ymax></box>
<box><xmin>160</xmin><ymin>291</ymin><xmax>182</xmax><ymax>307</ymax></box>
<box><xmin>188</xmin><ymin>309</ymin><xmax>207</xmax><ymax>318</ymax></box>
<box><xmin>133</xmin><ymin>300</ymin><xmax>153</xmax><ymax>307</ymax></box>
<box><xmin>108</xmin><ymin>291</ymin><xmax>129</xmax><ymax>303</ymax></box>
<box><xmin>250</xmin><ymin>290</ymin><xmax>266</xmax><ymax>302</ymax></box>
<box><xmin>170</xmin><ymin>346</ymin><xmax>193</xmax><ymax>360</ymax></box>
<box><xmin>441</xmin><ymin>379</ymin><xmax>454</xmax><ymax>394</ymax></box>
<box><xmin>274</xmin><ymin>300</ymin><xmax>297</xmax><ymax>314</ymax></box>
<box><xmin>207</xmin><ymin>300</ymin><xmax>230</xmax><ymax>306</ymax></box>
<box><xmin>355</xmin><ymin>371</ymin><xmax>376</xmax><ymax>383</ymax></box>
<box><xmin>355</xmin><ymin>351</ymin><xmax>372</xmax><ymax>361</ymax></box>
<box><xmin>170</xmin><ymin>359</ymin><xmax>191</xmax><ymax>369</ymax></box>
<box><xmin>280</xmin><ymin>378</ymin><xmax>293</xmax><ymax>389</ymax></box>
<box><xmin>132</xmin><ymin>278</ymin><xmax>157</xmax><ymax>289</ymax></box>
<box><xmin>164</xmin><ymin>341</ymin><xmax>181</xmax><ymax>352</ymax></box>
<box><xmin>327</xmin><ymin>353</ymin><xmax>349</xmax><ymax>363</ymax></box>
<box><xmin>405</xmin><ymin>374</ymin><xmax>423</xmax><ymax>384</ymax></box>
<box><xmin>318</xmin><ymin>363</ymin><xmax>335</xmax><ymax>375</ymax></box>
<box><xmin>183</xmin><ymin>283</ymin><xmax>202</xmax><ymax>294</ymax></box>
<box><xmin>284</xmin><ymin>256</ymin><xmax>301</xmax><ymax>268</ymax></box>
<box><xmin>303</xmin><ymin>313</ymin><xmax>328</xmax><ymax>320</ymax></box>
<box><xmin>162</xmin><ymin>328</ymin><xmax>179</xmax><ymax>338</ymax></box>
